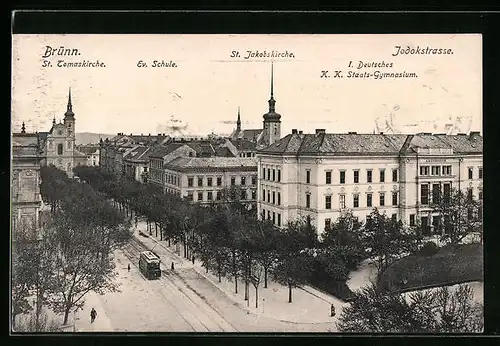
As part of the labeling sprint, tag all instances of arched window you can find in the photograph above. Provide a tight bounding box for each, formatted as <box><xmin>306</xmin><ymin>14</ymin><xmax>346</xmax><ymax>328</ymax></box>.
<box><xmin>67</xmin><ymin>162</ymin><xmax>72</xmax><ymax>172</ymax></box>
<box><xmin>57</xmin><ymin>143</ymin><xmax>63</xmax><ymax>155</ymax></box>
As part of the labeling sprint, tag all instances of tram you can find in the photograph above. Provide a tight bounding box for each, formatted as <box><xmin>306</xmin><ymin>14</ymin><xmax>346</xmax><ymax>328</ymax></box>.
<box><xmin>139</xmin><ymin>251</ymin><xmax>161</xmax><ymax>279</ymax></box>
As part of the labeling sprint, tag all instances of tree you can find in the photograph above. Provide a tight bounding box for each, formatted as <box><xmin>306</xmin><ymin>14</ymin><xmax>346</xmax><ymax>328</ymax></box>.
<box><xmin>362</xmin><ymin>209</ymin><xmax>421</xmax><ymax>279</ymax></box>
<box><xmin>272</xmin><ymin>219</ymin><xmax>316</xmax><ymax>303</ymax></box>
<box><xmin>433</xmin><ymin>188</ymin><xmax>483</xmax><ymax>246</ymax></box>
<box><xmin>253</xmin><ymin>219</ymin><xmax>279</xmax><ymax>288</ymax></box>
<box><xmin>337</xmin><ymin>283</ymin><xmax>483</xmax><ymax>333</ymax></box>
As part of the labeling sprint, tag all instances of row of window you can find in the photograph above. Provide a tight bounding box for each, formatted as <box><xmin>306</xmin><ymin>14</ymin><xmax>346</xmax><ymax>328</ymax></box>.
<box><xmin>419</xmin><ymin>165</ymin><xmax>453</xmax><ymax>176</ymax></box>
<box><xmin>305</xmin><ymin>192</ymin><xmax>399</xmax><ymax>210</ymax></box>
<box><xmin>468</xmin><ymin>166</ymin><xmax>483</xmax><ymax>180</ymax></box>
<box><xmin>261</xmin><ymin>208</ymin><xmax>282</xmax><ymax>227</ymax></box>
<box><xmin>239</xmin><ymin>152</ymin><xmax>255</xmax><ymax>158</ymax></box>
<box><xmin>262</xmin><ymin>188</ymin><xmax>281</xmax><ymax>205</ymax></box>
<box><xmin>420</xmin><ymin>184</ymin><xmax>482</xmax><ymax>205</ymax></box>
<box><xmin>261</xmin><ymin>167</ymin><xmax>282</xmax><ymax>182</ymax></box>
<box><xmin>306</xmin><ymin>168</ymin><xmax>398</xmax><ymax>185</ymax></box>
<box><xmin>188</xmin><ymin>189</ymin><xmax>257</xmax><ymax>202</ymax></box>
<box><xmin>187</xmin><ymin>175</ymin><xmax>257</xmax><ymax>188</ymax></box>
<box><xmin>165</xmin><ymin>173</ymin><xmax>180</xmax><ymax>187</ymax></box>
<box><xmin>150</xmin><ymin>159</ymin><xmax>163</xmax><ymax>170</ymax></box>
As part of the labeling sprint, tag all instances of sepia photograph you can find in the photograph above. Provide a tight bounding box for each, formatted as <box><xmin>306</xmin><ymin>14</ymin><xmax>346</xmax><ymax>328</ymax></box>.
<box><xmin>11</xmin><ymin>33</ymin><xmax>483</xmax><ymax>333</ymax></box>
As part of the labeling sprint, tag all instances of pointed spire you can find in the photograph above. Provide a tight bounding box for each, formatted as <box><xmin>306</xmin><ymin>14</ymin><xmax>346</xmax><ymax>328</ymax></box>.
<box><xmin>21</xmin><ymin>122</ymin><xmax>26</xmax><ymax>134</ymax></box>
<box><xmin>268</xmin><ymin>63</ymin><xmax>276</xmax><ymax>112</ymax></box>
<box><xmin>64</xmin><ymin>87</ymin><xmax>74</xmax><ymax>118</ymax></box>
<box><xmin>236</xmin><ymin>106</ymin><xmax>241</xmax><ymax>131</ymax></box>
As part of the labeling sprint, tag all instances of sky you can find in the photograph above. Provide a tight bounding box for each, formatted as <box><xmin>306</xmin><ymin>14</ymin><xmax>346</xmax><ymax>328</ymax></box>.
<box><xmin>11</xmin><ymin>34</ymin><xmax>482</xmax><ymax>136</ymax></box>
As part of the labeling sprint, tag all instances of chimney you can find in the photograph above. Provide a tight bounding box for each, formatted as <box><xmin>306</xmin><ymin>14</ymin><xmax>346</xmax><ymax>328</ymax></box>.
<box><xmin>315</xmin><ymin>129</ymin><xmax>326</xmax><ymax>134</ymax></box>
<box><xmin>292</xmin><ymin>129</ymin><xmax>298</xmax><ymax>134</ymax></box>
<box><xmin>380</xmin><ymin>132</ymin><xmax>384</xmax><ymax>135</ymax></box>
<box><xmin>348</xmin><ymin>131</ymin><xmax>357</xmax><ymax>134</ymax></box>
<box><xmin>470</xmin><ymin>131</ymin><xmax>480</xmax><ymax>137</ymax></box>
<box><xmin>298</xmin><ymin>130</ymin><xmax>303</xmax><ymax>135</ymax></box>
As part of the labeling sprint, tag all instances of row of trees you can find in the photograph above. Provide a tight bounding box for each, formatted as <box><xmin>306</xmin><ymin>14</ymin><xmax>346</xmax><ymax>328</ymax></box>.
<box><xmin>12</xmin><ymin>165</ymin><xmax>131</xmax><ymax>330</ymax></box>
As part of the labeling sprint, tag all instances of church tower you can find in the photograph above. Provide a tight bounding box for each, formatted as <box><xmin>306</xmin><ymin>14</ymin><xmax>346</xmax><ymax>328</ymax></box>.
<box><xmin>236</xmin><ymin>106</ymin><xmax>242</xmax><ymax>132</ymax></box>
<box><xmin>262</xmin><ymin>63</ymin><xmax>281</xmax><ymax>146</ymax></box>
<box><xmin>63</xmin><ymin>87</ymin><xmax>76</xmax><ymax>138</ymax></box>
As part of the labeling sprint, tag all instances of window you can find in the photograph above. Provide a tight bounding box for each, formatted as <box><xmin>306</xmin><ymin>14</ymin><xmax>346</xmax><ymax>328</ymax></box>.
<box><xmin>241</xmin><ymin>190</ymin><xmax>247</xmax><ymax>200</ymax></box>
<box><xmin>392</xmin><ymin>192</ymin><xmax>398</xmax><ymax>206</ymax></box>
<box><xmin>272</xmin><ymin>191</ymin><xmax>276</xmax><ymax>204</ymax></box>
<box><xmin>353</xmin><ymin>170</ymin><xmax>359</xmax><ymax>184</ymax></box>
<box><xmin>340</xmin><ymin>171</ymin><xmax>345</xmax><ymax>184</ymax></box>
<box><xmin>261</xmin><ymin>167</ymin><xmax>265</xmax><ymax>179</ymax></box>
<box><xmin>198</xmin><ymin>177</ymin><xmax>203</xmax><ymax>187</ymax></box>
<box><xmin>252</xmin><ymin>176</ymin><xmax>257</xmax><ymax>185</ymax></box>
<box><xmin>272</xmin><ymin>212</ymin><xmax>276</xmax><ymax>224</ymax></box>
<box><xmin>367</xmin><ymin>193</ymin><xmax>373</xmax><ymax>207</ymax></box>
<box><xmin>431</xmin><ymin>166</ymin><xmax>441</xmax><ymax>176</ymax></box>
<box><xmin>251</xmin><ymin>190</ymin><xmax>256</xmax><ymax>200</ymax></box>
<box><xmin>325</xmin><ymin>171</ymin><xmax>332</xmax><ymax>184</ymax></box>
<box><xmin>325</xmin><ymin>196</ymin><xmax>332</xmax><ymax>209</ymax></box>
<box><xmin>353</xmin><ymin>194</ymin><xmax>359</xmax><ymax>208</ymax></box>
<box><xmin>277</xmin><ymin>192</ymin><xmax>281</xmax><ymax>205</ymax></box>
<box><xmin>443</xmin><ymin>183</ymin><xmax>451</xmax><ymax>203</ymax></box>
<box><xmin>380</xmin><ymin>193</ymin><xmax>385</xmax><ymax>206</ymax></box>
<box><xmin>187</xmin><ymin>191</ymin><xmax>194</xmax><ymax>201</ymax></box>
<box><xmin>272</xmin><ymin>169</ymin><xmax>276</xmax><ymax>181</ymax></box>
<box><xmin>277</xmin><ymin>214</ymin><xmax>281</xmax><ymax>227</ymax></box>
<box><xmin>442</xmin><ymin>165</ymin><xmax>452</xmax><ymax>175</ymax></box>
<box><xmin>198</xmin><ymin>191</ymin><xmax>203</xmax><ymax>201</ymax></box>
<box><xmin>409</xmin><ymin>214</ymin><xmax>416</xmax><ymax>227</ymax></box>
<box><xmin>367</xmin><ymin>170</ymin><xmax>372</xmax><ymax>183</ymax></box>
<box><xmin>479</xmin><ymin>191</ymin><xmax>483</xmax><ymax>200</ymax></box>
<box><xmin>207</xmin><ymin>191</ymin><xmax>213</xmax><ymax>201</ymax></box>
<box><xmin>391</xmin><ymin>214</ymin><xmax>397</xmax><ymax>222</ymax></box>
<box><xmin>392</xmin><ymin>169</ymin><xmax>398</xmax><ymax>182</ymax></box>
<box><xmin>277</xmin><ymin>169</ymin><xmax>281</xmax><ymax>182</ymax></box>
<box><xmin>207</xmin><ymin>177</ymin><xmax>213</xmax><ymax>186</ymax></box>
<box><xmin>420</xmin><ymin>166</ymin><xmax>429</xmax><ymax>176</ymax></box>
<box><xmin>267</xmin><ymin>190</ymin><xmax>271</xmax><ymax>203</ymax></box>
<box><xmin>467</xmin><ymin>188</ymin><xmax>473</xmax><ymax>202</ymax></box>
<box><xmin>380</xmin><ymin>169</ymin><xmax>385</xmax><ymax>182</ymax></box>
<box><xmin>216</xmin><ymin>191</ymin><xmax>221</xmax><ymax>201</ymax></box>
<box><xmin>231</xmin><ymin>177</ymin><xmax>236</xmax><ymax>186</ymax></box>
<box><xmin>468</xmin><ymin>167</ymin><xmax>473</xmax><ymax>179</ymax></box>
<box><xmin>241</xmin><ymin>177</ymin><xmax>246</xmax><ymax>186</ymax></box>
<box><xmin>306</xmin><ymin>194</ymin><xmax>311</xmax><ymax>208</ymax></box>
<box><xmin>188</xmin><ymin>177</ymin><xmax>194</xmax><ymax>187</ymax></box>
<box><xmin>479</xmin><ymin>167</ymin><xmax>483</xmax><ymax>179</ymax></box>
<box><xmin>57</xmin><ymin>143</ymin><xmax>63</xmax><ymax>155</ymax></box>
<box><xmin>262</xmin><ymin>189</ymin><xmax>266</xmax><ymax>201</ymax></box>
<box><xmin>217</xmin><ymin>177</ymin><xmax>222</xmax><ymax>186</ymax></box>
<box><xmin>267</xmin><ymin>169</ymin><xmax>271</xmax><ymax>180</ymax></box>
<box><xmin>261</xmin><ymin>209</ymin><xmax>265</xmax><ymax>219</ymax></box>
<box><xmin>432</xmin><ymin>184</ymin><xmax>441</xmax><ymax>204</ymax></box>
<box><xmin>421</xmin><ymin>184</ymin><xmax>429</xmax><ymax>205</ymax></box>
<box><xmin>339</xmin><ymin>194</ymin><xmax>346</xmax><ymax>209</ymax></box>
<box><xmin>325</xmin><ymin>218</ymin><xmax>331</xmax><ymax>231</ymax></box>
<box><xmin>306</xmin><ymin>170</ymin><xmax>311</xmax><ymax>183</ymax></box>
<box><xmin>267</xmin><ymin>210</ymin><xmax>271</xmax><ymax>220</ymax></box>
<box><xmin>421</xmin><ymin>216</ymin><xmax>430</xmax><ymax>235</ymax></box>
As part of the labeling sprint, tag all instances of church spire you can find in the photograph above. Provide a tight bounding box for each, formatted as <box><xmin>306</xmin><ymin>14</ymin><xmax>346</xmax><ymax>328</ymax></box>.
<box><xmin>64</xmin><ymin>87</ymin><xmax>74</xmax><ymax>118</ymax></box>
<box><xmin>268</xmin><ymin>63</ymin><xmax>276</xmax><ymax>112</ymax></box>
<box><xmin>236</xmin><ymin>106</ymin><xmax>241</xmax><ymax>131</ymax></box>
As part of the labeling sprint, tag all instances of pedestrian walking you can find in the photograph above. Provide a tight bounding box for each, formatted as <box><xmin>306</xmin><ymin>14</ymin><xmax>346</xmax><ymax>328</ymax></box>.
<box><xmin>127</xmin><ymin>263</ymin><xmax>131</xmax><ymax>272</ymax></box>
<box><xmin>330</xmin><ymin>304</ymin><xmax>336</xmax><ymax>317</ymax></box>
<box><xmin>90</xmin><ymin>308</ymin><xmax>97</xmax><ymax>323</ymax></box>
<box><xmin>135</xmin><ymin>216</ymin><xmax>138</xmax><ymax>227</ymax></box>
<box><xmin>171</xmin><ymin>262</ymin><xmax>175</xmax><ymax>270</ymax></box>
<box><xmin>192</xmin><ymin>255</ymin><xmax>195</xmax><ymax>265</ymax></box>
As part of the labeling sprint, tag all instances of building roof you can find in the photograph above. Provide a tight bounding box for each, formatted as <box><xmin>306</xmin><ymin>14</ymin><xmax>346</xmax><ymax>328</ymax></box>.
<box><xmin>230</xmin><ymin>138</ymin><xmax>257</xmax><ymax>151</ymax></box>
<box><xmin>259</xmin><ymin>131</ymin><xmax>483</xmax><ymax>156</ymax></box>
<box><xmin>124</xmin><ymin>146</ymin><xmax>152</xmax><ymax>162</ymax></box>
<box><xmin>187</xmin><ymin>141</ymin><xmax>216</xmax><ymax>156</ymax></box>
<box><xmin>165</xmin><ymin>157</ymin><xmax>257</xmax><ymax>172</ymax></box>
<box><xmin>214</xmin><ymin>146</ymin><xmax>236</xmax><ymax>157</ymax></box>
<box><xmin>12</xmin><ymin>133</ymin><xmax>42</xmax><ymax>159</ymax></box>
<box><xmin>148</xmin><ymin>143</ymin><xmax>188</xmax><ymax>159</ymax></box>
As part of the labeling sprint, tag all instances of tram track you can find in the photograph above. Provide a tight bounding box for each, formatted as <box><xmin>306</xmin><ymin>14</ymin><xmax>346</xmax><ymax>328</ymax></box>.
<box><xmin>121</xmin><ymin>238</ymin><xmax>238</xmax><ymax>332</ymax></box>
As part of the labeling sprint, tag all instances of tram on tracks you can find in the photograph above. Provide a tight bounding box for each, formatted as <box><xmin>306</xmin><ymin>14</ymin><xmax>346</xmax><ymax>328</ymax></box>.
<box><xmin>139</xmin><ymin>251</ymin><xmax>161</xmax><ymax>279</ymax></box>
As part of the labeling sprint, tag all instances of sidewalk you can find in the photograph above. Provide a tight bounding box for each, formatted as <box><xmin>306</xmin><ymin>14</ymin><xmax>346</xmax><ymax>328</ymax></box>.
<box><xmin>346</xmin><ymin>258</ymin><xmax>378</xmax><ymax>293</ymax></box>
<box><xmin>135</xmin><ymin>221</ymin><xmax>346</xmax><ymax>325</ymax></box>
<box><xmin>74</xmin><ymin>291</ymin><xmax>114</xmax><ymax>332</ymax></box>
